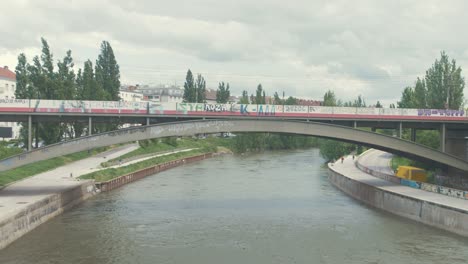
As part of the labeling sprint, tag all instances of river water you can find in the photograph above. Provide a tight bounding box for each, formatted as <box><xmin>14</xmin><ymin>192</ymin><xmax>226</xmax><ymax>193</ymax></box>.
<box><xmin>1</xmin><ymin>149</ymin><xmax>468</xmax><ymax>264</ymax></box>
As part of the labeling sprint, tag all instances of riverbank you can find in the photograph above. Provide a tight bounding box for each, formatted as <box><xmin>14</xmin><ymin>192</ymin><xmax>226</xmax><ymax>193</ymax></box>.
<box><xmin>0</xmin><ymin>140</ymin><xmax>229</xmax><ymax>250</ymax></box>
<box><xmin>328</xmin><ymin>153</ymin><xmax>468</xmax><ymax>237</ymax></box>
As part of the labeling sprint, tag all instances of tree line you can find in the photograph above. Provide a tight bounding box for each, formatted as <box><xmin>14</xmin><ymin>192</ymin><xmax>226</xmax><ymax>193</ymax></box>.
<box><xmin>318</xmin><ymin>51</ymin><xmax>465</xmax><ymax>161</ymax></box>
<box><xmin>15</xmin><ymin>38</ymin><xmax>121</xmax><ymax>147</ymax></box>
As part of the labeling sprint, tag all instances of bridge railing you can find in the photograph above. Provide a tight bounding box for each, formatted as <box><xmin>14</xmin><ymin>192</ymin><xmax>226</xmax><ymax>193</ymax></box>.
<box><xmin>0</xmin><ymin>99</ymin><xmax>466</xmax><ymax>120</ymax></box>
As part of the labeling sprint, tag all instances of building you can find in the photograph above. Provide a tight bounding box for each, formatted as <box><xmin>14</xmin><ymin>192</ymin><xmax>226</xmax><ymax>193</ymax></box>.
<box><xmin>119</xmin><ymin>89</ymin><xmax>143</xmax><ymax>102</ymax></box>
<box><xmin>0</xmin><ymin>65</ymin><xmax>20</xmax><ymax>139</ymax></box>
<box><xmin>120</xmin><ymin>85</ymin><xmax>184</xmax><ymax>103</ymax></box>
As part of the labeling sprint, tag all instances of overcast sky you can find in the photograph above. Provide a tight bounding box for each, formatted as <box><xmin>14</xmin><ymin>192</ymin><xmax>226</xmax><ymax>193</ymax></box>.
<box><xmin>1</xmin><ymin>0</ymin><xmax>468</xmax><ymax>105</ymax></box>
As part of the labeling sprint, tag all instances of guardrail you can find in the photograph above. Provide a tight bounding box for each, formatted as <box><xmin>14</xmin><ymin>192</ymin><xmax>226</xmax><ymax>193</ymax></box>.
<box><xmin>95</xmin><ymin>153</ymin><xmax>214</xmax><ymax>192</ymax></box>
<box><xmin>355</xmin><ymin>153</ymin><xmax>468</xmax><ymax>200</ymax></box>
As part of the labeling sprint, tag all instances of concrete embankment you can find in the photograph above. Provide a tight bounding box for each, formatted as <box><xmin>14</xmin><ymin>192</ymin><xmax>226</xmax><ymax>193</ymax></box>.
<box><xmin>328</xmin><ymin>156</ymin><xmax>468</xmax><ymax>237</ymax></box>
<box><xmin>0</xmin><ymin>149</ymin><xmax>218</xmax><ymax>250</ymax></box>
<box><xmin>0</xmin><ymin>180</ymin><xmax>97</xmax><ymax>250</ymax></box>
<box><xmin>96</xmin><ymin>153</ymin><xmax>215</xmax><ymax>192</ymax></box>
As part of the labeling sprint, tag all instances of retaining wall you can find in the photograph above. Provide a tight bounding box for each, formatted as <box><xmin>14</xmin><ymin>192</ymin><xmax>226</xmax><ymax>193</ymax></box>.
<box><xmin>0</xmin><ymin>180</ymin><xmax>98</xmax><ymax>250</ymax></box>
<box><xmin>356</xmin><ymin>151</ymin><xmax>468</xmax><ymax>201</ymax></box>
<box><xmin>96</xmin><ymin>153</ymin><xmax>214</xmax><ymax>192</ymax></box>
<box><xmin>328</xmin><ymin>164</ymin><xmax>468</xmax><ymax>237</ymax></box>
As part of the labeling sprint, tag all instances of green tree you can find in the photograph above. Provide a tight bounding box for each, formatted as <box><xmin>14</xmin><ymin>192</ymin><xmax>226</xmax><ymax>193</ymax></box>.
<box><xmin>195</xmin><ymin>74</ymin><xmax>206</xmax><ymax>103</ymax></box>
<box><xmin>375</xmin><ymin>101</ymin><xmax>383</xmax><ymax>108</ymax></box>
<box><xmin>425</xmin><ymin>51</ymin><xmax>464</xmax><ymax>109</ymax></box>
<box><xmin>15</xmin><ymin>53</ymin><xmax>34</xmax><ymax>99</ymax></box>
<box><xmin>183</xmin><ymin>69</ymin><xmax>195</xmax><ymax>102</ymax></box>
<box><xmin>255</xmin><ymin>84</ymin><xmax>265</xmax><ymax>104</ymax></box>
<box><xmin>413</xmin><ymin>77</ymin><xmax>426</xmax><ymax>108</ymax></box>
<box><xmin>398</xmin><ymin>87</ymin><xmax>415</xmax><ymax>108</ymax></box>
<box><xmin>56</xmin><ymin>50</ymin><xmax>76</xmax><ymax>99</ymax></box>
<box><xmin>239</xmin><ymin>90</ymin><xmax>249</xmax><ymax>104</ymax></box>
<box><xmin>95</xmin><ymin>41</ymin><xmax>120</xmax><ymax>100</ymax></box>
<box><xmin>216</xmin><ymin>82</ymin><xmax>231</xmax><ymax>103</ymax></box>
<box><xmin>284</xmin><ymin>96</ymin><xmax>297</xmax><ymax>105</ymax></box>
<box><xmin>323</xmin><ymin>90</ymin><xmax>337</xmax><ymax>106</ymax></box>
<box><xmin>273</xmin><ymin>92</ymin><xmax>282</xmax><ymax>104</ymax></box>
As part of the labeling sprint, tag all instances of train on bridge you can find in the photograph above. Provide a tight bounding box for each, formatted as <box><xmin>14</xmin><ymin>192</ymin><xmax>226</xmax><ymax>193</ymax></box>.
<box><xmin>0</xmin><ymin>98</ymin><xmax>466</xmax><ymax>121</ymax></box>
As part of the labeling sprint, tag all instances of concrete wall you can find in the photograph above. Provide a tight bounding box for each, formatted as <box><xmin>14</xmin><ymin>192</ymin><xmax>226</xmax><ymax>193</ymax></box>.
<box><xmin>328</xmin><ymin>164</ymin><xmax>468</xmax><ymax>237</ymax></box>
<box><xmin>0</xmin><ymin>181</ymin><xmax>98</xmax><ymax>250</ymax></box>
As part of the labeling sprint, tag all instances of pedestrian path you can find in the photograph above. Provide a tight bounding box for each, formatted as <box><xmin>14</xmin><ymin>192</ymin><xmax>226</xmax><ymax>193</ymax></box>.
<box><xmin>331</xmin><ymin>154</ymin><xmax>468</xmax><ymax>212</ymax></box>
<box><xmin>0</xmin><ymin>143</ymin><xmax>139</xmax><ymax>221</ymax></box>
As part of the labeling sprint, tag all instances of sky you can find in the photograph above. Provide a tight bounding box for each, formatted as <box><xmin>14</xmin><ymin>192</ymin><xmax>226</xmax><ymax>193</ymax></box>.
<box><xmin>1</xmin><ymin>0</ymin><xmax>468</xmax><ymax>106</ymax></box>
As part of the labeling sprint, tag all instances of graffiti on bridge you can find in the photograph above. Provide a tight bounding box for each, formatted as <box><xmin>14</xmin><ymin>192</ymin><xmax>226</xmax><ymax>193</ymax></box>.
<box><xmin>418</xmin><ymin>109</ymin><xmax>465</xmax><ymax>116</ymax></box>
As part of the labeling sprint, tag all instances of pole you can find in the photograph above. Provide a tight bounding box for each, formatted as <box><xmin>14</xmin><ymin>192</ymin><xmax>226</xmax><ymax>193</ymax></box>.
<box><xmin>440</xmin><ymin>123</ymin><xmax>446</xmax><ymax>152</ymax></box>
<box><xmin>398</xmin><ymin>122</ymin><xmax>403</xmax><ymax>138</ymax></box>
<box><xmin>28</xmin><ymin>115</ymin><xmax>32</xmax><ymax>151</ymax></box>
<box><xmin>88</xmin><ymin>116</ymin><xmax>92</xmax><ymax>136</ymax></box>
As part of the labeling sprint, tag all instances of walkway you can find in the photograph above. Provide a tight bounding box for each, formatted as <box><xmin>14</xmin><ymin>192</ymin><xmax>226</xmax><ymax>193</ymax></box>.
<box><xmin>0</xmin><ymin>143</ymin><xmax>139</xmax><ymax>222</ymax></box>
<box><xmin>331</xmin><ymin>154</ymin><xmax>468</xmax><ymax>212</ymax></box>
<box><xmin>358</xmin><ymin>149</ymin><xmax>394</xmax><ymax>175</ymax></box>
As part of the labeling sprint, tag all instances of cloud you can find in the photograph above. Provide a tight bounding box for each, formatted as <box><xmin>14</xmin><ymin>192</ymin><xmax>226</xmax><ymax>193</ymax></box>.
<box><xmin>1</xmin><ymin>0</ymin><xmax>468</xmax><ymax>104</ymax></box>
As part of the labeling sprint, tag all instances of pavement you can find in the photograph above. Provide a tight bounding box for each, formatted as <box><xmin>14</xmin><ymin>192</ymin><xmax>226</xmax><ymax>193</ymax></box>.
<box><xmin>331</xmin><ymin>153</ymin><xmax>468</xmax><ymax>212</ymax></box>
<box><xmin>357</xmin><ymin>149</ymin><xmax>394</xmax><ymax>175</ymax></box>
<box><xmin>0</xmin><ymin>143</ymin><xmax>139</xmax><ymax>221</ymax></box>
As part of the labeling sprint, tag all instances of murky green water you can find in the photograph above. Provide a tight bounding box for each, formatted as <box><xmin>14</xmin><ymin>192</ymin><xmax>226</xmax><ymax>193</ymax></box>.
<box><xmin>1</xmin><ymin>149</ymin><xmax>468</xmax><ymax>264</ymax></box>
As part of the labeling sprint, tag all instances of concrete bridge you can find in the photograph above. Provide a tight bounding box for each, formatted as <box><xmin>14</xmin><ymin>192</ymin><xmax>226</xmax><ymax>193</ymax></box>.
<box><xmin>1</xmin><ymin>119</ymin><xmax>468</xmax><ymax>173</ymax></box>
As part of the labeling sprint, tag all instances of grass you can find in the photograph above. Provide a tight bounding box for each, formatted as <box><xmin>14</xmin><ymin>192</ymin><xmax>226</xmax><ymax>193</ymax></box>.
<box><xmin>0</xmin><ymin>142</ymin><xmax>23</xmax><ymax>160</ymax></box>
<box><xmin>80</xmin><ymin>149</ymin><xmax>207</xmax><ymax>182</ymax></box>
<box><xmin>81</xmin><ymin>137</ymin><xmax>234</xmax><ymax>182</ymax></box>
<box><xmin>0</xmin><ymin>146</ymin><xmax>113</xmax><ymax>187</ymax></box>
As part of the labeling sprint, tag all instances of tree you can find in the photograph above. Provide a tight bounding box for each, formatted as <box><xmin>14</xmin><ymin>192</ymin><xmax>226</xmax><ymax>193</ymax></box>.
<box><xmin>195</xmin><ymin>74</ymin><xmax>206</xmax><ymax>103</ymax></box>
<box><xmin>216</xmin><ymin>82</ymin><xmax>230</xmax><ymax>103</ymax></box>
<box><xmin>398</xmin><ymin>87</ymin><xmax>415</xmax><ymax>108</ymax></box>
<box><xmin>354</xmin><ymin>95</ymin><xmax>366</xmax><ymax>107</ymax></box>
<box><xmin>413</xmin><ymin>77</ymin><xmax>426</xmax><ymax>108</ymax></box>
<box><xmin>425</xmin><ymin>51</ymin><xmax>464</xmax><ymax>109</ymax></box>
<box><xmin>239</xmin><ymin>90</ymin><xmax>249</xmax><ymax>104</ymax></box>
<box><xmin>255</xmin><ymin>84</ymin><xmax>265</xmax><ymax>104</ymax></box>
<box><xmin>284</xmin><ymin>96</ymin><xmax>297</xmax><ymax>105</ymax></box>
<box><xmin>183</xmin><ymin>69</ymin><xmax>195</xmax><ymax>102</ymax></box>
<box><xmin>56</xmin><ymin>50</ymin><xmax>76</xmax><ymax>99</ymax></box>
<box><xmin>15</xmin><ymin>53</ymin><xmax>34</xmax><ymax>99</ymax></box>
<box><xmin>323</xmin><ymin>90</ymin><xmax>337</xmax><ymax>106</ymax></box>
<box><xmin>273</xmin><ymin>92</ymin><xmax>282</xmax><ymax>104</ymax></box>
<box><xmin>375</xmin><ymin>101</ymin><xmax>383</xmax><ymax>108</ymax></box>
<box><xmin>95</xmin><ymin>41</ymin><xmax>120</xmax><ymax>100</ymax></box>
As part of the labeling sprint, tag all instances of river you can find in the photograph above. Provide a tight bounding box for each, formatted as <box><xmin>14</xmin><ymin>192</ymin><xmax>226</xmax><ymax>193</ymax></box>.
<box><xmin>1</xmin><ymin>149</ymin><xmax>468</xmax><ymax>264</ymax></box>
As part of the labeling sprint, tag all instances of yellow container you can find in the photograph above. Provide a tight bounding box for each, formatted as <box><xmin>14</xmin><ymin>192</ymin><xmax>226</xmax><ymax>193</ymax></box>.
<box><xmin>395</xmin><ymin>166</ymin><xmax>427</xmax><ymax>182</ymax></box>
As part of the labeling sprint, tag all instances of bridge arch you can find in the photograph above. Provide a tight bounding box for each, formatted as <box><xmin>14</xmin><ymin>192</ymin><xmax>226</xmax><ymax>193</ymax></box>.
<box><xmin>1</xmin><ymin>119</ymin><xmax>467</xmax><ymax>172</ymax></box>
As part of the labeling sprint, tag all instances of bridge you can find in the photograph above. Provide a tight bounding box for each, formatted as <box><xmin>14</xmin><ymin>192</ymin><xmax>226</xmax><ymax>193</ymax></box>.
<box><xmin>2</xmin><ymin>99</ymin><xmax>468</xmax><ymax>168</ymax></box>
<box><xmin>1</xmin><ymin>120</ymin><xmax>468</xmax><ymax>174</ymax></box>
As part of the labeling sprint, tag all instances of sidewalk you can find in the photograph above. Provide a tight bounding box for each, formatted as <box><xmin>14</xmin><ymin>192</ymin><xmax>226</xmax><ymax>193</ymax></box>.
<box><xmin>0</xmin><ymin>143</ymin><xmax>139</xmax><ymax>221</ymax></box>
<box><xmin>331</xmin><ymin>154</ymin><xmax>468</xmax><ymax>212</ymax></box>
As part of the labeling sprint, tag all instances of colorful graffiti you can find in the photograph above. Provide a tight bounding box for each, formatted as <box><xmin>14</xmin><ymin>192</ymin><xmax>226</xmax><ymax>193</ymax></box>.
<box><xmin>1</xmin><ymin>99</ymin><xmax>468</xmax><ymax>121</ymax></box>
<box><xmin>418</xmin><ymin>109</ymin><xmax>465</xmax><ymax>116</ymax></box>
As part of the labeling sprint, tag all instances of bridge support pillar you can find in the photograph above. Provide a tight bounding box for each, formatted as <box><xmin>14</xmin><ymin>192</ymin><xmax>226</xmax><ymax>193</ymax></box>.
<box><xmin>411</xmin><ymin>128</ymin><xmax>417</xmax><ymax>142</ymax></box>
<box><xmin>440</xmin><ymin>123</ymin><xmax>446</xmax><ymax>153</ymax></box>
<box><xmin>353</xmin><ymin>121</ymin><xmax>357</xmax><ymax>128</ymax></box>
<box><xmin>146</xmin><ymin>117</ymin><xmax>150</xmax><ymax>126</ymax></box>
<box><xmin>88</xmin><ymin>117</ymin><xmax>92</xmax><ymax>136</ymax></box>
<box><xmin>28</xmin><ymin>115</ymin><xmax>32</xmax><ymax>151</ymax></box>
<box><xmin>445</xmin><ymin>128</ymin><xmax>468</xmax><ymax>161</ymax></box>
<box><xmin>398</xmin><ymin>122</ymin><xmax>403</xmax><ymax>139</ymax></box>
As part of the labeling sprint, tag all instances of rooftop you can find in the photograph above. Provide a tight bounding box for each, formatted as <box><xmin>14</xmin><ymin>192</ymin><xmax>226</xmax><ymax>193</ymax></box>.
<box><xmin>0</xmin><ymin>66</ymin><xmax>15</xmax><ymax>81</ymax></box>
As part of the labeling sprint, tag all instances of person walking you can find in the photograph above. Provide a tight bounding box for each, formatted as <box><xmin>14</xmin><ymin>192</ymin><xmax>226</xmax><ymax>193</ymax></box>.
<box><xmin>341</xmin><ymin>157</ymin><xmax>344</xmax><ymax>163</ymax></box>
